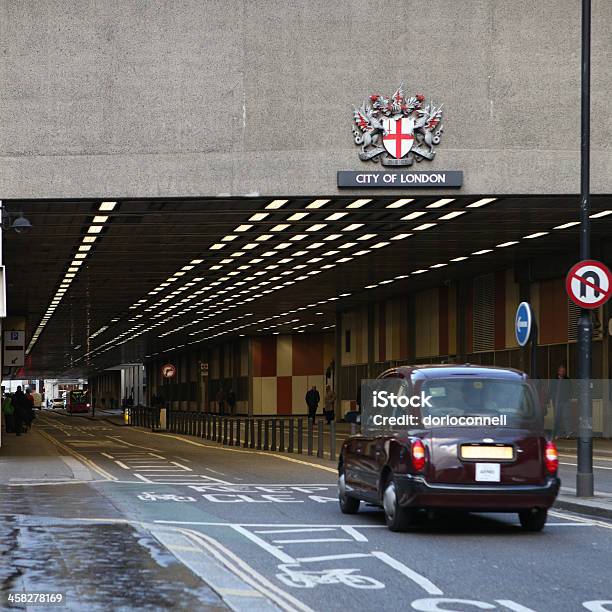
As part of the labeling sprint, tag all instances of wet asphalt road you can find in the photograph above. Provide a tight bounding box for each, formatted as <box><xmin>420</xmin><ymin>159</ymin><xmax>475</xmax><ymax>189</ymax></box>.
<box><xmin>2</xmin><ymin>411</ymin><xmax>611</xmax><ymax>612</ymax></box>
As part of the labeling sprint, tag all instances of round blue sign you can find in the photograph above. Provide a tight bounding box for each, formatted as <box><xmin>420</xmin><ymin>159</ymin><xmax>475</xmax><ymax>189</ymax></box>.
<box><xmin>515</xmin><ymin>302</ymin><xmax>533</xmax><ymax>347</ymax></box>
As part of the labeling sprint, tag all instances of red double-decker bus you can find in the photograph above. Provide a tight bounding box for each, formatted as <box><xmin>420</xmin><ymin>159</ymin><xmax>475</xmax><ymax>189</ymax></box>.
<box><xmin>66</xmin><ymin>389</ymin><xmax>89</xmax><ymax>414</ymax></box>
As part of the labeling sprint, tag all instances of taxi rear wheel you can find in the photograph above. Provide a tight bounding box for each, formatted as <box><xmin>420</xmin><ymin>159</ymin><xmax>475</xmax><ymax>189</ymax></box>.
<box><xmin>518</xmin><ymin>508</ymin><xmax>547</xmax><ymax>531</ymax></box>
<box><xmin>382</xmin><ymin>477</ymin><xmax>414</xmax><ymax>532</ymax></box>
<box><xmin>338</xmin><ymin>473</ymin><xmax>360</xmax><ymax>514</ymax></box>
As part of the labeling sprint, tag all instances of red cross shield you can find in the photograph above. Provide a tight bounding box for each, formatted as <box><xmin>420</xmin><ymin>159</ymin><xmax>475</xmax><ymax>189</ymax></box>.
<box><xmin>382</xmin><ymin>117</ymin><xmax>414</xmax><ymax>159</ymax></box>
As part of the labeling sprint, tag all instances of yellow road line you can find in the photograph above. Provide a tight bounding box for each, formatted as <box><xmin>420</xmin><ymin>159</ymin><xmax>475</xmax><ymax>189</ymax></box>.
<box><xmin>151</xmin><ymin>432</ymin><xmax>338</xmax><ymax>474</ymax></box>
<box><xmin>38</xmin><ymin>429</ymin><xmax>117</xmax><ymax>481</ymax></box>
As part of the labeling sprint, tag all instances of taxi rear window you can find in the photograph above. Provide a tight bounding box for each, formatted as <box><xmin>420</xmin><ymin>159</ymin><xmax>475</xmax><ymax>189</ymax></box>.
<box><xmin>420</xmin><ymin>378</ymin><xmax>539</xmax><ymax>426</ymax></box>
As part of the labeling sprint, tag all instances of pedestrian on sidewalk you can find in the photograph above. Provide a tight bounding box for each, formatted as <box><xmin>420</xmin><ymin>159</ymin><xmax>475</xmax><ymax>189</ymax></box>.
<box><xmin>2</xmin><ymin>393</ymin><xmax>14</xmax><ymax>433</ymax></box>
<box><xmin>31</xmin><ymin>388</ymin><xmax>42</xmax><ymax>410</ymax></box>
<box><xmin>216</xmin><ymin>388</ymin><xmax>226</xmax><ymax>415</ymax></box>
<box><xmin>12</xmin><ymin>386</ymin><xmax>28</xmax><ymax>436</ymax></box>
<box><xmin>305</xmin><ymin>385</ymin><xmax>320</xmax><ymax>421</ymax></box>
<box><xmin>550</xmin><ymin>364</ymin><xmax>572</xmax><ymax>438</ymax></box>
<box><xmin>324</xmin><ymin>385</ymin><xmax>336</xmax><ymax>424</ymax></box>
<box><xmin>227</xmin><ymin>389</ymin><xmax>236</xmax><ymax>415</ymax></box>
<box><xmin>25</xmin><ymin>388</ymin><xmax>36</xmax><ymax>430</ymax></box>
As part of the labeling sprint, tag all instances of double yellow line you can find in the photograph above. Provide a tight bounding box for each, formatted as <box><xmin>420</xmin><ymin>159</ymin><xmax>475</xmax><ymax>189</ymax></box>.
<box><xmin>38</xmin><ymin>429</ymin><xmax>117</xmax><ymax>481</ymax></box>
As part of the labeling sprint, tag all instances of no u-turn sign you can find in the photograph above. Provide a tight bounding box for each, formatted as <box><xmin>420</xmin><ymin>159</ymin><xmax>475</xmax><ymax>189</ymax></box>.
<box><xmin>566</xmin><ymin>259</ymin><xmax>612</xmax><ymax>309</ymax></box>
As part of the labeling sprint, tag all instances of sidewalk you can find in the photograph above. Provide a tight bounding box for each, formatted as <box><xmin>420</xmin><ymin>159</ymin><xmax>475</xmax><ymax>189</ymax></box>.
<box><xmin>556</xmin><ymin>438</ymin><xmax>612</xmax><ymax>457</ymax></box>
<box><xmin>0</xmin><ymin>424</ymin><xmax>99</xmax><ymax>485</ymax></box>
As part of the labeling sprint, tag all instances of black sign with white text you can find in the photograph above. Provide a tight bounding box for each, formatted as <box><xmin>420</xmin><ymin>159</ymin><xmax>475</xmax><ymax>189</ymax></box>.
<box><xmin>337</xmin><ymin>170</ymin><xmax>463</xmax><ymax>188</ymax></box>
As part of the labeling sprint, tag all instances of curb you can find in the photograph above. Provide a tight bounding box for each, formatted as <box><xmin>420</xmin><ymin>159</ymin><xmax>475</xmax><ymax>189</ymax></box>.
<box><xmin>554</xmin><ymin>497</ymin><xmax>612</xmax><ymax>520</ymax></box>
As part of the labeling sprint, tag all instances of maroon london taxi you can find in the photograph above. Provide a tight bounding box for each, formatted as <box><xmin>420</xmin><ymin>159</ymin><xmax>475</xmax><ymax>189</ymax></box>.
<box><xmin>338</xmin><ymin>365</ymin><xmax>560</xmax><ymax>532</ymax></box>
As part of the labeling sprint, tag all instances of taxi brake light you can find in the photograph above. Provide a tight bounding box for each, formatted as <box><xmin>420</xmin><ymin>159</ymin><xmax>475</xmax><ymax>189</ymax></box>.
<box><xmin>411</xmin><ymin>439</ymin><xmax>426</xmax><ymax>471</ymax></box>
<box><xmin>544</xmin><ymin>441</ymin><xmax>558</xmax><ymax>474</ymax></box>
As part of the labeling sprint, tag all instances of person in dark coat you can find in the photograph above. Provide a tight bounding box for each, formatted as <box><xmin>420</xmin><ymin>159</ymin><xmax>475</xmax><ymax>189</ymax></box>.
<box><xmin>25</xmin><ymin>388</ymin><xmax>35</xmax><ymax>430</ymax></box>
<box><xmin>2</xmin><ymin>393</ymin><xmax>14</xmax><ymax>433</ymax></box>
<box><xmin>12</xmin><ymin>386</ymin><xmax>28</xmax><ymax>436</ymax></box>
<box><xmin>550</xmin><ymin>365</ymin><xmax>572</xmax><ymax>438</ymax></box>
<box><xmin>227</xmin><ymin>390</ymin><xmax>237</xmax><ymax>415</ymax></box>
<box><xmin>305</xmin><ymin>386</ymin><xmax>320</xmax><ymax>420</ymax></box>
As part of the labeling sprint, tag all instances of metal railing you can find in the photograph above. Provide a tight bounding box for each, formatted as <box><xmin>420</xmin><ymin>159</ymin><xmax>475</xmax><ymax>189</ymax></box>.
<box><xmin>127</xmin><ymin>407</ymin><xmax>340</xmax><ymax>461</ymax></box>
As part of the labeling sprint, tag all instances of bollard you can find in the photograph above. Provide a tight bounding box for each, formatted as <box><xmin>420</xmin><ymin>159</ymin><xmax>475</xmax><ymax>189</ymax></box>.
<box><xmin>329</xmin><ymin>420</ymin><xmax>336</xmax><ymax>461</ymax></box>
<box><xmin>249</xmin><ymin>419</ymin><xmax>256</xmax><ymax>449</ymax></box>
<box><xmin>307</xmin><ymin>418</ymin><xmax>313</xmax><ymax>456</ymax></box>
<box><xmin>230</xmin><ymin>419</ymin><xmax>236</xmax><ymax>446</ymax></box>
<box><xmin>217</xmin><ymin>416</ymin><xmax>223</xmax><ymax>443</ymax></box>
<box><xmin>271</xmin><ymin>419</ymin><xmax>277</xmax><ymax>451</ymax></box>
<box><xmin>288</xmin><ymin>419</ymin><xmax>294</xmax><ymax>453</ymax></box>
<box><xmin>297</xmin><ymin>418</ymin><xmax>303</xmax><ymax>454</ymax></box>
<box><xmin>279</xmin><ymin>419</ymin><xmax>285</xmax><ymax>452</ymax></box>
<box><xmin>264</xmin><ymin>419</ymin><xmax>270</xmax><ymax>450</ymax></box>
<box><xmin>242</xmin><ymin>420</ymin><xmax>247</xmax><ymax>447</ymax></box>
<box><xmin>222</xmin><ymin>418</ymin><xmax>228</xmax><ymax>445</ymax></box>
<box><xmin>257</xmin><ymin>420</ymin><xmax>263</xmax><ymax>450</ymax></box>
<box><xmin>317</xmin><ymin>418</ymin><xmax>324</xmax><ymax>458</ymax></box>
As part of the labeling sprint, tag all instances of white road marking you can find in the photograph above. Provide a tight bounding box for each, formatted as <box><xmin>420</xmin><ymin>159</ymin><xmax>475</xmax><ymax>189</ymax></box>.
<box><xmin>231</xmin><ymin>525</ymin><xmax>296</xmax><ymax>563</ymax></box>
<box><xmin>179</xmin><ymin>528</ymin><xmax>314</xmax><ymax>612</ymax></box>
<box><xmin>255</xmin><ymin>528</ymin><xmax>337</xmax><ymax>534</ymax></box>
<box><xmin>100</xmin><ymin>452</ymin><xmax>115</xmax><ymax>459</ymax></box>
<box><xmin>273</xmin><ymin>538</ymin><xmax>351</xmax><ymax>544</ymax></box>
<box><xmin>154</xmin><ymin>521</ymin><xmax>387</xmax><ymax>528</ymax></box>
<box><xmin>549</xmin><ymin>510</ymin><xmax>612</xmax><ymax>530</ymax></box>
<box><xmin>149</xmin><ymin>453</ymin><xmax>165</xmax><ymax>458</ymax></box>
<box><xmin>371</xmin><ymin>551</ymin><xmax>443</xmax><ymax>595</ymax></box>
<box><xmin>206</xmin><ymin>468</ymin><xmax>227</xmax><ymax>475</ymax></box>
<box><xmin>170</xmin><ymin>461</ymin><xmax>193</xmax><ymax>471</ymax></box>
<box><xmin>296</xmin><ymin>553</ymin><xmax>371</xmax><ymax>563</ymax></box>
<box><xmin>545</xmin><ymin>522</ymin><xmax>591</xmax><ymax>526</ymax></box>
<box><xmin>114</xmin><ymin>461</ymin><xmax>131</xmax><ymax>470</ymax></box>
<box><xmin>495</xmin><ymin>600</ymin><xmax>537</xmax><ymax>612</ymax></box>
<box><xmin>341</xmin><ymin>526</ymin><xmax>369</xmax><ymax>542</ymax></box>
<box><xmin>134</xmin><ymin>473</ymin><xmax>154</xmax><ymax>483</ymax></box>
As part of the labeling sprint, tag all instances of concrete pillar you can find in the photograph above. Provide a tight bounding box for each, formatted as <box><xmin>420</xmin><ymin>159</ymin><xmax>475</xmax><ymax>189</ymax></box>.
<box><xmin>456</xmin><ymin>282</ymin><xmax>467</xmax><ymax>363</ymax></box>
<box><xmin>367</xmin><ymin>303</ymin><xmax>375</xmax><ymax>378</ymax></box>
<box><xmin>602</xmin><ymin>301</ymin><xmax>611</xmax><ymax>437</ymax></box>
<box><xmin>334</xmin><ymin>311</ymin><xmax>342</xmax><ymax>418</ymax></box>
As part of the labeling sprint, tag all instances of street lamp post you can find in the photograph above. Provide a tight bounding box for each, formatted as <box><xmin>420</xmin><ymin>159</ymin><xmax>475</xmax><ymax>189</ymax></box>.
<box><xmin>577</xmin><ymin>0</ymin><xmax>594</xmax><ymax>498</ymax></box>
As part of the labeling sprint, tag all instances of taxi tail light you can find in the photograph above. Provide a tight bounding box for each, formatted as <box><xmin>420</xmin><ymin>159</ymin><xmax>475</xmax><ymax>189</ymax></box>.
<box><xmin>411</xmin><ymin>439</ymin><xmax>426</xmax><ymax>472</ymax></box>
<box><xmin>544</xmin><ymin>441</ymin><xmax>559</xmax><ymax>474</ymax></box>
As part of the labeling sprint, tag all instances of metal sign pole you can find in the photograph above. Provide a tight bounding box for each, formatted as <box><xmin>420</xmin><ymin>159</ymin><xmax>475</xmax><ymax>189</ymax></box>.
<box><xmin>577</xmin><ymin>0</ymin><xmax>594</xmax><ymax>497</ymax></box>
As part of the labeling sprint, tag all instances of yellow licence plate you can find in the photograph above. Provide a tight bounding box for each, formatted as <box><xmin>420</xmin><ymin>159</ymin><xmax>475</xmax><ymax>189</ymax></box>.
<box><xmin>460</xmin><ymin>445</ymin><xmax>513</xmax><ymax>460</ymax></box>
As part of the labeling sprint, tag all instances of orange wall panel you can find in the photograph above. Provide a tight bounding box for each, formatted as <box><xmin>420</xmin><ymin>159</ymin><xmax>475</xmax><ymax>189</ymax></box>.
<box><xmin>494</xmin><ymin>270</ymin><xmax>506</xmax><ymax>350</ymax></box>
<box><xmin>277</xmin><ymin>376</ymin><xmax>292</xmax><ymax>415</ymax></box>
<box><xmin>292</xmin><ymin>334</ymin><xmax>324</xmax><ymax>376</ymax></box>
<box><xmin>539</xmin><ymin>278</ymin><xmax>568</xmax><ymax>345</ymax></box>
<box><xmin>255</xmin><ymin>336</ymin><xmax>277</xmax><ymax>377</ymax></box>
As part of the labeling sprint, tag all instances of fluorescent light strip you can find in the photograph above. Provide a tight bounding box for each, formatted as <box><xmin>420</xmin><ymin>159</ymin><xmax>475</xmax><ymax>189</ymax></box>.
<box><xmin>386</xmin><ymin>199</ymin><xmax>414</xmax><ymax>209</ymax></box>
<box><xmin>426</xmin><ymin>198</ymin><xmax>454</xmax><ymax>208</ymax></box>
<box><xmin>466</xmin><ymin>198</ymin><xmax>497</xmax><ymax>208</ymax></box>
<box><xmin>523</xmin><ymin>232</ymin><xmax>548</xmax><ymax>239</ymax></box>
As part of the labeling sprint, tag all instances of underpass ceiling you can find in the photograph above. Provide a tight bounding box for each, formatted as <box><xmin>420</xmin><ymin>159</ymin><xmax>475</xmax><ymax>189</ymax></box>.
<box><xmin>3</xmin><ymin>195</ymin><xmax>611</xmax><ymax>378</ymax></box>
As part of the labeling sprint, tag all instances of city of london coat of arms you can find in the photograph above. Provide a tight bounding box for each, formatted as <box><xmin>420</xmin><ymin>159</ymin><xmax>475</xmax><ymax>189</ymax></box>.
<box><xmin>352</xmin><ymin>84</ymin><xmax>443</xmax><ymax>166</ymax></box>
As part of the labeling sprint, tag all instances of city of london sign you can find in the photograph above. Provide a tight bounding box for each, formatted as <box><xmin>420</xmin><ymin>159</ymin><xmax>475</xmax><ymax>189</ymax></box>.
<box><xmin>352</xmin><ymin>84</ymin><xmax>443</xmax><ymax>166</ymax></box>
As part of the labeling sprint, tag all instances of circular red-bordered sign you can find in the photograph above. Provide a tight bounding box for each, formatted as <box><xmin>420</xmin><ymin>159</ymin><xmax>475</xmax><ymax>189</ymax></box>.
<box><xmin>565</xmin><ymin>259</ymin><xmax>612</xmax><ymax>309</ymax></box>
<box><xmin>161</xmin><ymin>363</ymin><xmax>177</xmax><ymax>379</ymax></box>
